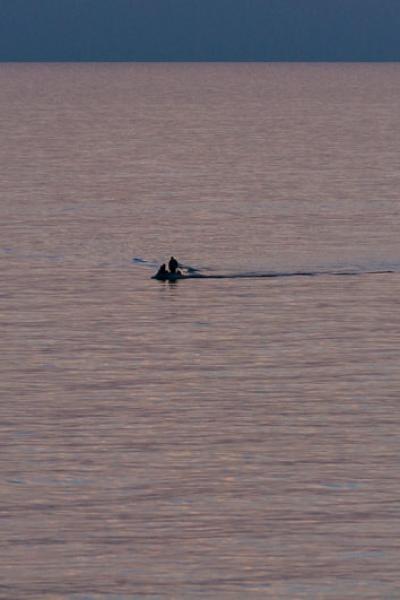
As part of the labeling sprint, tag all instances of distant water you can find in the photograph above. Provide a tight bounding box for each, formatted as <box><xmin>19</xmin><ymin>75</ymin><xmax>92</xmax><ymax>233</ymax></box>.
<box><xmin>2</xmin><ymin>63</ymin><xmax>400</xmax><ymax>599</ymax></box>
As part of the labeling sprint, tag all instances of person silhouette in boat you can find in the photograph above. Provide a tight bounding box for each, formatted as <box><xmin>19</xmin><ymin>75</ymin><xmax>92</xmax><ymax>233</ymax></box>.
<box><xmin>168</xmin><ymin>256</ymin><xmax>179</xmax><ymax>274</ymax></box>
<box><xmin>155</xmin><ymin>263</ymin><xmax>167</xmax><ymax>279</ymax></box>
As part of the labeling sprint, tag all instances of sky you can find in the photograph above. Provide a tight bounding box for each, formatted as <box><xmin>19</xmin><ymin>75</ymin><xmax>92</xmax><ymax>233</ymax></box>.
<box><xmin>1</xmin><ymin>0</ymin><xmax>400</xmax><ymax>61</ymax></box>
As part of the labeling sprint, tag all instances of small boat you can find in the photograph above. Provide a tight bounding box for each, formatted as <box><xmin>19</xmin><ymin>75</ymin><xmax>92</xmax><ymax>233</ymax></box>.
<box><xmin>152</xmin><ymin>258</ymin><xmax>203</xmax><ymax>281</ymax></box>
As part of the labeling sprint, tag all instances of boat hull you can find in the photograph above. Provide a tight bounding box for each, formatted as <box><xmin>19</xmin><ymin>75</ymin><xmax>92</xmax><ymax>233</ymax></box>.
<box><xmin>152</xmin><ymin>273</ymin><xmax>186</xmax><ymax>281</ymax></box>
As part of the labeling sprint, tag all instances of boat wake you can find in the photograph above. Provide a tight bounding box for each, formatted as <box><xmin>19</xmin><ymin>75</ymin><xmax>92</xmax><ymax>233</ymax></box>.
<box><xmin>153</xmin><ymin>269</ymin><xmax>396</xmax><ymax>281</ymax></box>
<box><xmin>132</xmin><ymin>258</ymin><xmax>396</xmax><ymax>282</ymax></box>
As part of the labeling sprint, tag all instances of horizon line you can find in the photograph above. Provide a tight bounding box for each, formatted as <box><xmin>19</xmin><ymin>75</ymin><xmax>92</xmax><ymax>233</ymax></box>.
<box><xmin>1</xmin><ymin>59</ymin><xmax>400</xmax><ymax>64</ymax></box>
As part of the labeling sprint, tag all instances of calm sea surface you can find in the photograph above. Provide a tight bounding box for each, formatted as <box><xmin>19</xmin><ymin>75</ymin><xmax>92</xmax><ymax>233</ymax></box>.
<box><xmin>2</xmin><ymin>63</ymin><xmax>400</xmax><ymax>599</ymax></box>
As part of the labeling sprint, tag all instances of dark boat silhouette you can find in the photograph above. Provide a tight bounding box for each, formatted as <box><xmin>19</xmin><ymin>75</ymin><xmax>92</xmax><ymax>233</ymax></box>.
<box><xmin>152</xmin><ymin>271</ymin><xmax>183</xmax><ymax>281</ymax></box>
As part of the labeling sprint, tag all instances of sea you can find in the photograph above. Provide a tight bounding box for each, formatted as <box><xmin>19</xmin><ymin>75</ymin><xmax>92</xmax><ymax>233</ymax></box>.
<box><xmin>2</xmin><ymin>63</ymin><xmax>400</xmax><ymax>599</ymax></box>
